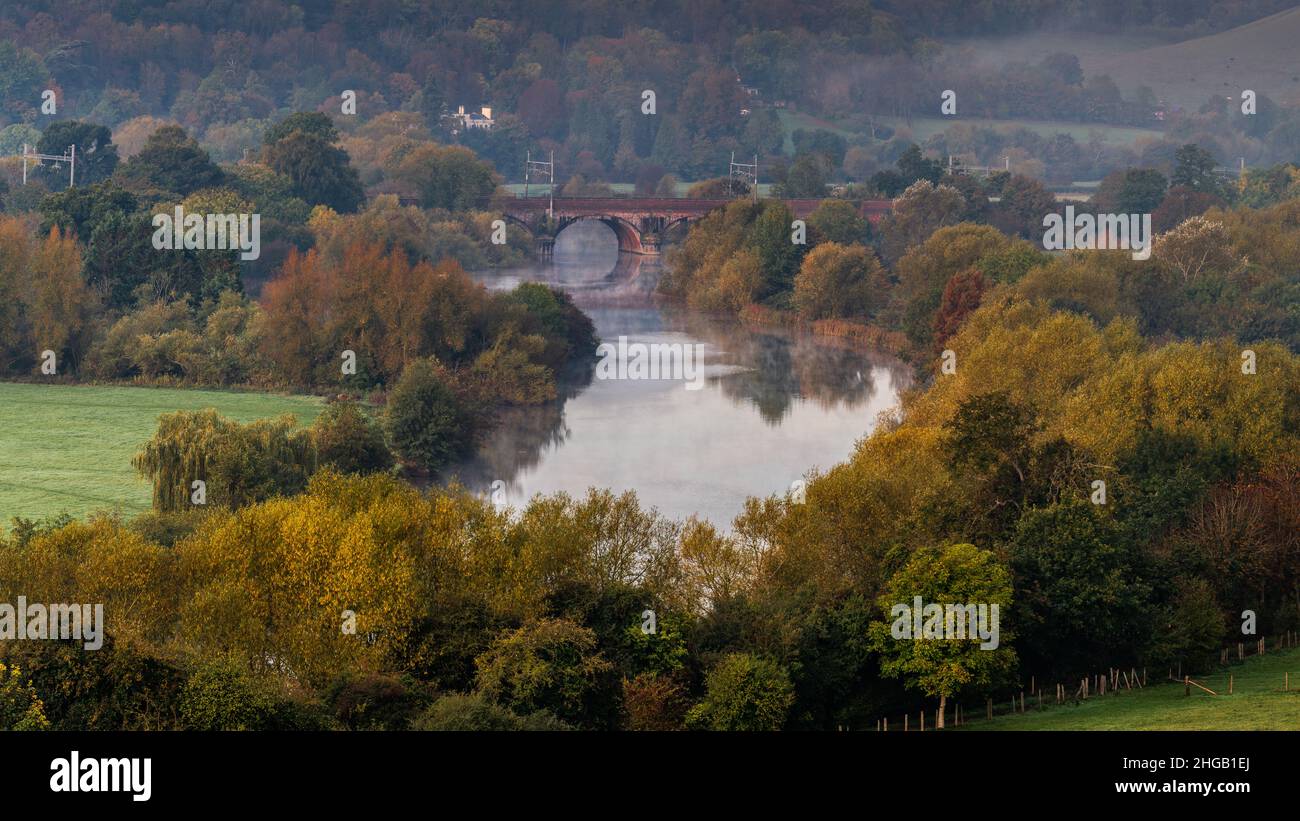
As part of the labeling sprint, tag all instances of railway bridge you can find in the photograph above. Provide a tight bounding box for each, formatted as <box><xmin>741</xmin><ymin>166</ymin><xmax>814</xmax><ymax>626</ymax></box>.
<box><xmin>500</xmin><ymin>196</ymin><xmax>894</xmax><ymax>255</ymax></box>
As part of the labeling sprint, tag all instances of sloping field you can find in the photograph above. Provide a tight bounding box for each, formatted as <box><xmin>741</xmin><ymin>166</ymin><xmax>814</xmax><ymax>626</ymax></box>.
<box><xmin>969</xmin><ymin>646</ymin><xmax>1300</xmax><ymax>730</ymax></box>
<box><xmin>1090</xmin><ymin>7</ymin><xmax>1300</xmax><ymax>109</ymax></box>
<box><xmin>776</xmin><ymin>109</ymin><xmax>1161</xmax><ymax>152</ymax></box>
<box><xmin>0</xmin><ymin>382</ymin><xmax>322</xmax><ymax>524</ymax></box>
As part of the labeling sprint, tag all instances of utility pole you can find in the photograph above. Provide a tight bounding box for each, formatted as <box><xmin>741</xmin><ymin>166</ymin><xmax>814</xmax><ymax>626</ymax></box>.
<box><xmin>729</xmin><ymin>153</ymin><xmax>758</xmax><ymax>200</ymax></box>
<box><xmin>524</xmin><ymin>149</ymin><xmax>555</xmax><ymax>220</ymax></box>
<box><xmin>22</xmin><ymin>143</ymin><xmax>77</xmax><ymax>188</ymax></box>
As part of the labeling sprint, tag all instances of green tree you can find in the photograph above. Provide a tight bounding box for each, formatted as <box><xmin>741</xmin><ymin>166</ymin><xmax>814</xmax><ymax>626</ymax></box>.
<box><xmin>116</xmin><ymin>125</ymin><xmax>224</xmax><ymax>196</ymax></box>
<box><xmin>474</xmin><ymin>618</ymin><xmax>618</xmax><ymax>729</ymax></box>
<box><xmin>395</xmin><ymin>144</ymin><xmax>498</xmax><ymax>211</ymax></box>
<box><xmin>313</xmin><ymin>400</ymin><xmax>393</xmax><ymax>476</ymax></box>
<box><xmin>1170</xmin><ymin>144</ymin><xmax>1220</xmax><ymax>195</ymax></box>
<box><xmin>383</xmin><ymin>358</ymin><xmax>475</xmax><ymax>472</ymax></box>
<box><xmin>868</xmin><ymin>543</ymin><xmax>1017</xmax><ymax>728</ymax></box>
<box><xmin>745</xmin><ymin>201</ymin><xmax>804</xmax><ymax>301</ymax></box>
<box><xmin>1008</xmin><ymin>500</ymin><xmax>1153</xmax><ymax>676</ymax></box>
<box><xmin>685</xmin><ymin>653</ymin><xmax>794</xmax><ymax>731</ymax></box>
<box><xmin>36</xmin><ymin>121</ymin><xmax>118</xmax><ymax>190</ymax></box>
<box><xmin>808</xmin><ymin>199</ymin><xmax>869</xmax><ymax>245</ymax></box>
<box><xmin>132</xmin><ymin>409</ymin><xmax>317</xmax><ymax>512</ymax></box>
<box><xmin>263</xmin><ymin>114</ymin><xmax>364</xmax><ymax>213</ymax></box>
<box><xmin>779</xmin><ymin>153</ymin><xmax>830</xmax><ymax>197</ymax></box>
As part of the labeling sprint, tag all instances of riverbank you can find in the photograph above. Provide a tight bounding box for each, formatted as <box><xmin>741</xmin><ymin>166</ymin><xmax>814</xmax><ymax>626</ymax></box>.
<box><xmin>738</xmin><ymin>303</ymin><xmax>911</xmax><ymax>358</ymax></box>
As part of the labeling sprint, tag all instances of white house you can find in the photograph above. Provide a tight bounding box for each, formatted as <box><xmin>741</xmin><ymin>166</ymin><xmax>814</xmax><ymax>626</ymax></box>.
<box><xmin>453</xmin><ymin>105</ymin><xmax>495</xmax><ymax>131</ymax></box>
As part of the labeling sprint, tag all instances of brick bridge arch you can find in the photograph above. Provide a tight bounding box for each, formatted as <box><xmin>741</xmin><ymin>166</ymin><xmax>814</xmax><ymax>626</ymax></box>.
<box><xmin>501</xmin><ymin>197</ymin><xmax>893</xmax><ymax>256</ymax></box>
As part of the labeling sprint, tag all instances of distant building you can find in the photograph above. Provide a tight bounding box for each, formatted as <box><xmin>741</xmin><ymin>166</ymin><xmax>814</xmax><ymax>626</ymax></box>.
<box><xmin>453</xmin><ymin>105</ymin><xmax>495</xmax><ymax>132</ymax></box>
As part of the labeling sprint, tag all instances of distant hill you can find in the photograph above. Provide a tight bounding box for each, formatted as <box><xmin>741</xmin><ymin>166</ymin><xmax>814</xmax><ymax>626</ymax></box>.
<box><xmin>1091</xmin><ymin>6</ymin><xmax>1300</xmax><ymax>109</ymax></box>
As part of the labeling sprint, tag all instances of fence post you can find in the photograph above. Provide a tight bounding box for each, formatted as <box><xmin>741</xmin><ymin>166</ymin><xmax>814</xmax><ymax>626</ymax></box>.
<box><xmin>1184</xmin><ymin>676</ymin><xmax>1190</xmax><ymax>697</ymax></box>
<box><xmin>1229</xmin><ymin>674</ymin><xmax>1233</xmax><ymax>695</ymax></box>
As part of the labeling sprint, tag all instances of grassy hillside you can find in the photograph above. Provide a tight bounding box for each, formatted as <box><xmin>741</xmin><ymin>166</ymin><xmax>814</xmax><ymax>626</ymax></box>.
<box><xmin>776</xmin><ymin>109</ymin><xmax>1163</xmax><ymax>154</ymax></box>
<box><xmin>1089</xmin><ymin>7</ymin><xmax>1300</xmax><ymax>109</ymax></box>
<box><xmin>0</xmin><ymin>383</ymin><xmax>323</xmax><ymax>524</ymax></box>
<box><xmin>966</xmin><ymin>646</ymin><xmax>1300</xmax><ymax>730</ymax></box>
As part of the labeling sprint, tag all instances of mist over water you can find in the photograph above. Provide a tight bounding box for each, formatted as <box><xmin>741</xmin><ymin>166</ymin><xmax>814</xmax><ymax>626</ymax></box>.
<box><xmin>448</xmin><ymin>221</ymin><xmax>912</xmax><ymax>527</ymax></box>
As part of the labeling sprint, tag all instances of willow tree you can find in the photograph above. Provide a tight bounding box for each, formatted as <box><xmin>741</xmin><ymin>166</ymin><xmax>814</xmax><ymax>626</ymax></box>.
<box><xmin>133</xmin><ymin>409</ymin><xmax>316</xmax><ymax>511</ymax></box>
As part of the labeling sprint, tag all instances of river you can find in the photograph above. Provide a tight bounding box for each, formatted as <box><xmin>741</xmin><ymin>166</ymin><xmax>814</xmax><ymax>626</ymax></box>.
<box><xmin>448</xmin><ymin>221</ymin><xmax>912</xmax><ymax>528</ymax></box>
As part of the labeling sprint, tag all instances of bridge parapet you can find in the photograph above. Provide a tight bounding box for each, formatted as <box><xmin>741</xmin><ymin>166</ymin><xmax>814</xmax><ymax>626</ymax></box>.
<box><xmin>499</xmin><ymin>196</ymin><xmax>894</xmax><ymax>255</ymax></box>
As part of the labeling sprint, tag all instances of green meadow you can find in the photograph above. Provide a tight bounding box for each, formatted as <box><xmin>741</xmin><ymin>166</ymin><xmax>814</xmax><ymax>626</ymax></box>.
<box><xmin>966</xmin><ymin>646</ymin><xmax>1300</xmax><ymax>730</ymax></box>
<box><xmin>0</xmin><ymin>382</ymin><xmax>322</xmax><ymax>525</ymax></box>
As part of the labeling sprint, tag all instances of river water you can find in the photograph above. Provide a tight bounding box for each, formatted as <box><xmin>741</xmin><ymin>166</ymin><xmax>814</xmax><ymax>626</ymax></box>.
<box><xmin>448</xmin><ymin>222</ymin><xmax>912</xmax><ymax>528</ymax></box>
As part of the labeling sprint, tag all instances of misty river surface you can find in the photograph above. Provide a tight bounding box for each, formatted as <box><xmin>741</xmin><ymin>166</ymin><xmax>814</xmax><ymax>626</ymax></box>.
<box><xmin>445</xmin><ymin>222</ymin><xmax>912</xmax><ymax>528</ymax></box>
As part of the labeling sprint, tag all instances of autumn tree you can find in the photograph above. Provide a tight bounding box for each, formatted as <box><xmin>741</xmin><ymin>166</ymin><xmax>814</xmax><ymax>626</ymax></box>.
<box><xmin>791</xmin><ymin>242</ymin><xmax>885</xmax><ymax>320</ymax></box>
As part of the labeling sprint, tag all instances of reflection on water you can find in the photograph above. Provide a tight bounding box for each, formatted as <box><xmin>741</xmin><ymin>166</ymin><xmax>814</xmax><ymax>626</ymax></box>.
<box><xmin>444</xmin><ymin>221</ymin><xmax>912</xmax><ymax>527</ymax></box>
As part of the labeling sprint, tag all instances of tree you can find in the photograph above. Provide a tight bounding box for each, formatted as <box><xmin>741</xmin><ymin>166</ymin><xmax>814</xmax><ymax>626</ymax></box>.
<box><xmin>1152</xmin><ymin>217</ymin><xmax>1244</xmax><ymax>284</ymax></box>
<box><xmin>792</xmin><ymin>242</ymin><xmax>885</xmax><ymax>320</ymax></box>
<box><xmin>0</xmin><ymin>664</ymin><xmax>49</xmax><ymax>730</ymax></box>
<box><xmin>313</xmin><ymin>401</ymin><xmax>393</xmax><ymax>475</ymax></box>
<box><xmin>1094</xmin><ymin>167</ymin><xmax>1166</xmax><ymax>214</ymax></box>
<box><xmin>791</xmin><ymin>129</ymin><xmax>847</xmax><ymax>168</ymax></box>
<box><xmin>1170</xmin><ymin>144</ymin><xmax>1220</xmax><ymax>195</ymax></box>
<box><xmin>383</xmin><ymin>358</ymin><xmax>475</xmax><ymax>472</ymax></box>
<box><xmin>878</xmin><ymin>180</ymin><xmax>966</xmax><ymax>264</ymax></box>
<box><xmin>746</xmin><ymin>201</ymin><xmax>804</xmax><ymax>301</ymax></box>
<box><xmin>991</xmin><ymin>175</ymin><xmax>1057</xmax><ymax>238</ymax></box>
<box><xmin>26</xmin><ymin>226</ymin><xmax>95</xmax><ymax>374</ymax></box>
<box><xmin>394</xmin><ymin>144</ymin><xmax>497</xmax><ymax>211</ymax></box>
<box><xmin>36</xmin><ymin>121</ymin><xmax>118</xmax><ymax>189</ymax></box>
<box><xmin>474</xmin><ymin>618</ymin><xmax>618</xmax><ymax>729</ymax></box>
<box><xmin>263</xmin><ymin>114</ymin><xmax>364</xmax><ymax>213</ymax></box>
<box><xmin>116</xmin><ymin>125</ymin><xmax>224</xmax><ymax>196</ymax></box>
<box><xmin>132</xmin><ymin>409</ymin><xmax>316</xmax><ymax>512</ymax></box>
<box><xmin>779</xmin><ymin>153</ymin><xmax>830</xmax><ymax>197</ymax></box>
<box><xmin>808</xmin><ymin>199</ymin><xmax>869</xmax><ymax>245</ymax></box>
<box><xmin>1152</xmin><ymin>185</ymin><xmax>1224</xmax><ymax>233</ymax></box>
<box><xmin>868</xmin><ymin>543</ymin><xmax>1016</xmax><ymax>727</ymax></box>
<box><xmin>1008</xmin><ymin>500</ymin><xmax>1152</xmax><ymax>675</ymax></box>
<box><xmin>896</xmin><ymin>144</ymin><xmax>943</xmax><ymax>186</ymax></box>
<box><xmin>684</xmin><ymin>653</ymin><xmax>794</xmax><ymax>731</ymax></box>
<box><xmin>932</xmin><ymin>267</ymin><xmax>988</xmax><ymax>348</ymax></box>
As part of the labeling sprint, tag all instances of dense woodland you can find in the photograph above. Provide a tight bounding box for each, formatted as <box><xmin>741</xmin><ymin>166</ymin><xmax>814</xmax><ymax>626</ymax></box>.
<box><xmin>1</xmin><ymin>2</ymin><xmax>1299</xmax><ymax>731</ymax></box>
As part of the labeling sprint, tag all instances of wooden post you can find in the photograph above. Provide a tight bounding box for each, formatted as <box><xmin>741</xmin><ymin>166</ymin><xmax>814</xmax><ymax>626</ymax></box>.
<box><xmin>1229</xmin><ymin>674</ymin><xmax>1233</xmax><ymax>695</ymax></box>
<box><xmin>1143</xmin><ymin>667</ymin><xmax>1147</xmax><ymax>686</ymax></box>
<box><xmin>920</xmin><ymin>711</ymin><xmax>925</xmax><ymax>732</ymax></box>
<box><xmin>884</xmin><ymin>717</ymin><xmax>888</xmax><ymax>731</ymax></box>
<box><xmin>1184</xmin><ymin>676</ymin><xmax>1190</xmax><ymax>697</ymax></box>
<box><xmin>1020</xmin><ymin>691</ymin><xmax>1025</xmax><ymax>712</ymax></box>
<box><xmin>1030</xmin><ymin>675</ymin><xmax>1035</xmax><ymax>695</ymax></box>
<box><xmin>905</xmin><ymin>714</ymin><xmax>909</xmax><ymax>732</ymax></box>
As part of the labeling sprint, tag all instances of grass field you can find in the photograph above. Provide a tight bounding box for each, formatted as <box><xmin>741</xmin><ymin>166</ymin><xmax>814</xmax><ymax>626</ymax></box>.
<box><xmin>964</xmin><ymin>646</ymin><xmax>1300</xmax><ymax>730</ymax></box>
<box><xmin>0</xmin><ymin>382</ymin><xmax>323</xmax><ymax>525</ymax></box>
<box><xmin>777</xmin><ymin>109</ymin><xmax>1163</xmax><ymax>151</ymax></box>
